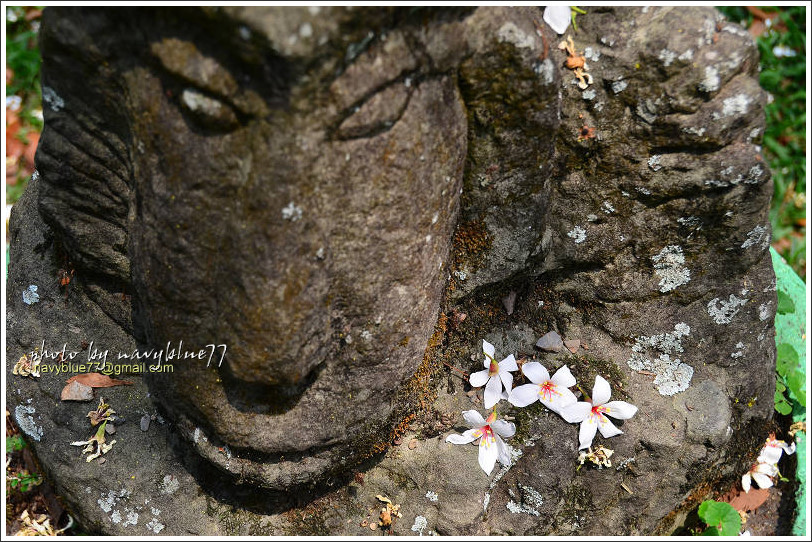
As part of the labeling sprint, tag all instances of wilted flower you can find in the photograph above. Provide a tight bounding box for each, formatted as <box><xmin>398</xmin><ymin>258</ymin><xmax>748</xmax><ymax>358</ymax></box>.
<box><xmin>71</xmin><ymin>421</ymin><xmax>116</xmax><ymax>463</ymax></box>
<box><xmin>741</xmin><ymin>433</ymin><xmax>796</xmax><ymax>493</ymax></box>
<box><xmin>469</xmin><ymin>340</ymin><xmax>518</xmax><ymax>409</ymax></box>
<box><xmin>446</xmin><ymin>410</ymin><xmax>516</xmax><ymax>475</ymax></box>
<box><xmin>508</xmin><ymin>362</ymin><xmax>577</xmax><ymax>413</ymax></box>
<box><xmin>559</xmin><ymin>375</ymin><xmax>638</xmax><ymax>449</ymax></box>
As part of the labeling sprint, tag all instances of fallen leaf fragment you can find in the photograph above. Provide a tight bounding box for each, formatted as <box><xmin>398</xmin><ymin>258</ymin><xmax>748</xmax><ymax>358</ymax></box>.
<box><xmin>61</xmin><ymin>381</ymin><xmax>94</xmax><ymax>402</ymax></box>
<box><xmin>376</xmin><ymin>495</ymin><xmax>392</xmax><ymax>505</ymax></box>
<box><xmin>66</xmin><ymin>372</ymin><xmax>133</xmax><ymax>388</ymax></box>
<box><xmin>723</xmin><ymin>487</ymin><xmax>770</xmax><ymax>513</ymax></box>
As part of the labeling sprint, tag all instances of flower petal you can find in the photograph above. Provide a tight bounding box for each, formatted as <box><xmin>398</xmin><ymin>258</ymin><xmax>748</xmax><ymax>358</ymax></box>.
<box><xmin>540</xmin><ymin>386</ymin><xmax>578</xmax><ymax>414</ymax></box>
<box><xmin>499</xmin><ymin>354</ymin><xmax>518</xmax><ymax>372</ymax></box>
<box><xmin>751</xmin><ymin>472</ymin><xmax>774</xmax><ymax>489</ymax></box>
<box><xmin>742</xmin><ymin>473</ymin><xmax>751</xmax><ymax>493</ymax></box>
<box><xmin>603</xmin><ymin>400</ymin><xmax>638</xmax><ymax>420</ymax></box>
<box><xmin>755</xmin><ymin>462</ymin><xmax>779</xmax><ymax>477</ymax></box>
<box><xmin>469</xmin><ymin>369</ymin><xmax>489</xmax><ymax>388</ymax></box>
<box><xmin>484</xmin><ymin>375</ymin><xmax>503</xmax><ymax>409</ymax></box>
<box><xmin>591</xmin><ymin>375</ymin><xmax>612</xmax><ymax>406</ymax></box>
<box><xmin>462</xmin><ymin>410</ymin><xmax>486</xmax><ymax>428</ymax></box>
<box><xmin>478</xmin><ymin>433</ymin><xmax>499</xmax><ymax>475</ymax></box>
<box><xmin>483</xmin><ymin>340</ymin><xmax>495</xmax><ymax>362</ymax></box>
<box><xmin>578</xmin><ymin>418</ymin><xmax>599</xmax><ymax>450</ymax></box>
<box><xmin>508</xmin><ymin>384</ymin><xmax>540</xmax><ymax>408</ymax></box>
<box><xmin>491</xmin><ymin>419</ymin><xmax>516</xmax><ymax>439</ymax></box>
<box><xmin>551</xmin><ymin>365</ymin><xmax>576</xmax><ymax>388</ymax></box>
<box><xmin>522</xmin><ymin>362</ymin><xmax>549</xmax><ymax>384</ymax></box>
<box><xmin>543</xmin><ymin>5</ymin><xmax>571</xmax><ymax>35</ymax></box>
<box><xmin>597</xmin><ymin>415</ymin><xmax>623</xmax><ymax>438</ymax></box>
<box><xmin>495</xmin><ymin>435</ymin><xmax>512</xmax><ymax>467</ymax></box>
<box><xmin>779</xmin><ymin>440</ymin><xmax>796</xmax><ymax>455</ymax></box>
<box><xmin>758</xmin><ymin>446</ymin><xmax>783</xmax><ymax>465</ymax></box>
<box><xmin>499</xmin><ymin>370</ymin><xmax>514</xmax><ymax>394</ymax></box>
<box><xmin>559</xmin><ymin>401</ymin><xmax>591</xmax><ymax>423</ymax></box>
<box><xmin>446</xmin><ymin>428</ymin><xmax>481</xmax><ymax>445</ymax></box>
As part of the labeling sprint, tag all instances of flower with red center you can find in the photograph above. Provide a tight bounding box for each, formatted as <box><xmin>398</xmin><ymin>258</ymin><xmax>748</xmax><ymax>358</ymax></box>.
<box><xmin>469</xmin><ymin>340</ymin><xmax>518</xmax><ymax>409</ymax></box>
<box><xmin>508</xmin><ymin>362</ymin><xmax>577</xmax><ymax>414</ymax></box>
<box><xmin>445</xmin><ymin>410</ymin><xmax>516</xmax><ymax>475</ymax></box>
<box><xmin>559</xmin><ymin>375</ymin><xmax>638</xmax><ymax>450</ymax></box>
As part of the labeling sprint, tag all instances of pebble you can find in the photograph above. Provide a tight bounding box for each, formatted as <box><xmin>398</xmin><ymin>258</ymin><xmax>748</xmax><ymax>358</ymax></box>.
<box><xmin>564</xmin><ymin>339</ymin><xmax>581</xmax><ymax>354</ymax></box>
<box><xmin>140</xmin><ymin>414</ymin><xmax>151</xmax><ymax>432</ymax></box>
<box><xmin>105</xmin><ymin>424</ymin><xmax>116</xmax><ymax>435</ymax></box>
<box><xmin>408</xmin><ymin>439</ymin><xmax>418</xmax><ymax>450</ymax></box>
<box><xmin>536</xmin><ymin>331</ymin><xmax>564</xmax><ymax>353</ymax></box>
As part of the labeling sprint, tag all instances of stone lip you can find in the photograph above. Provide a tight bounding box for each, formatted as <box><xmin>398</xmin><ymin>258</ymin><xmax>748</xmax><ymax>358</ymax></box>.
<box><xmin>6</xmin><ymin>5</ymin><xmax>778</xmax><ymax>536</ymax></box>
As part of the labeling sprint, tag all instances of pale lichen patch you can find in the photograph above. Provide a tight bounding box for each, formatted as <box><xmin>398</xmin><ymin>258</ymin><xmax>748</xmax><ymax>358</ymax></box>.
<box><xmin>627</xmin><ymin>323</ymin><xmax>694</xmax><ymax>396</ymax></box>
<box><xmin>712</xmin><ymin>94</ymin><xmax>751</xmax><ymax>119</ymax></box>
<box><xmin>652</xmin><ymin>245</ymin><xmax>690</xmax><ymax>293</ymax></box>
<box><xmin>741</xmin><ymin>225</ymin><xmax>770</xmax><ymax>251</ymax></box>
<box><xmin>497</xmin><ymin>22</ymin><xmax>535</xmax><ymax>49</ymax></box>
<box><xmin>658</xmin><ymin>49</ymin><xmax>676</xmax><ymax>67</ymax></box>
<box><xmin>42</xmin><ymin>87</ymin><xmax>65</xmax><ymax>111</ymax></box>
<box><xmin>707</xmin><ymin>294</ymin><xmax>748</xmax><ymax>324</ymax></box>
<box><xmin>282</xmin><ymin>202</ymin><xmax>303</xmax><ymax>222</ymax></box>
<box><xmin>14</xmin><ymin>405</ymin><xmax>42</xmax><ymax>441</ymax></box>
<box><xmin>758</xmin><ymin>302</ymin><xmax>771</xmax><ymax>322</ymax></box>
<box><xmin>567</xmin><ymin>226</ymin><xmax>587</xmax><ymax>244</ymax></box>
<box><xmin>698</xmin><ymin>66</ymin><xmax>720</xmax><ymax>92</ymax></box>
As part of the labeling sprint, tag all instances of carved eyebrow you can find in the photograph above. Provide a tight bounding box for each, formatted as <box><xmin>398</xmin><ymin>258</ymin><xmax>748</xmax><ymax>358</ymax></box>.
<box><xmin>150</xmin><ymin>37</ymin><xmax>269</xmax><ymax>119</ymax></box>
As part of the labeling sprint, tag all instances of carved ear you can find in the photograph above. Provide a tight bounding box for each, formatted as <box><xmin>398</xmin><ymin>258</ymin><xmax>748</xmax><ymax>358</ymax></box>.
<box><xmin>35</xmin><ymin>9</ymin><xmax>135</xmax><ymax>328</ymax></box>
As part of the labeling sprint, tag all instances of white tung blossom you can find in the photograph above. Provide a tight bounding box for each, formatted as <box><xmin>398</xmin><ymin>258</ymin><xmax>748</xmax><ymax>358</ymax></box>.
<box><xmin>446</xmin><ymin>410</ymin><xmax>516</xmax><ymax>475</ymax></box>
<box><xmin>559</xmin><ymin>376</ymin><xmax>638</xmax><ymax>450</ymax></box>
<box><xmin>508</xmin><ymin>363</ymin><xmax>577</xmax><ymax>414</ymax></box>
<box><xmin>469</xmin><ymin>340</ymin><xmax>518</xmax><ymax>409</ymax></box>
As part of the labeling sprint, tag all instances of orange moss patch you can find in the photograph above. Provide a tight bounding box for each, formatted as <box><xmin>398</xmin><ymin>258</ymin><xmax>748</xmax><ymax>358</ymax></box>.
<box><xmin>452</xmin><ymin>219</ymin><xmax>491</xmax><ymax>267</ymax></box>
<box><xmin>363</xmin><ymin>312</ymin><xmax>449</xmax><ymax>458</ymax></box>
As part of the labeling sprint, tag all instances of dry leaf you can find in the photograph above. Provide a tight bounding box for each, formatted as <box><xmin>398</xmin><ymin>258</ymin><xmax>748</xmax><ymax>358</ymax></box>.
<box><xmin>724</xmin><ymin>487</ymin><xmax>770</xmax><ymax>512</ymax></box>
<box><xmin>61</xmin><ymin>381</ymin><xmax>94</xmax><ymax>402</ymax></box>
<box><xmin>376</xmin><ymin>495</ymin><xmax>392</xmax><ymax>505</ymax></box>
<box><xmin>66</xmin><ymin>372</ymin><xmax>132</xmax><ymax>388</ymax></box>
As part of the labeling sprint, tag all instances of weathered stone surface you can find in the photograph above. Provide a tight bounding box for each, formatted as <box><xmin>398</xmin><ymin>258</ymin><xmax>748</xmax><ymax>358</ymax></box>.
<box><xmin>6</xmin><ymin>5</ymin><xmax>777</xmax><ymax>536</ymax></box>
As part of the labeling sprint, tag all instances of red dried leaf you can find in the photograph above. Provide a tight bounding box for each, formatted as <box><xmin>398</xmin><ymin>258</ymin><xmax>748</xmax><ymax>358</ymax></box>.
<box><xmin>66</xmin><ymin>373</ymin><xmax>132</xmax><ymax>388</ymax></box>
<box><xmin>721</xmin><ymin>486</ymin><xmax>771</xmax><ymax>513</ymax></box>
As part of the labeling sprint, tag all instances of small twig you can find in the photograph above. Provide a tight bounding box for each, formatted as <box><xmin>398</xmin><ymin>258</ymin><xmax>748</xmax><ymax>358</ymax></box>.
<box><xmin>442</xmin><ymin>360</ymin><xmax>469</xmax><ymax>379</ymax></box>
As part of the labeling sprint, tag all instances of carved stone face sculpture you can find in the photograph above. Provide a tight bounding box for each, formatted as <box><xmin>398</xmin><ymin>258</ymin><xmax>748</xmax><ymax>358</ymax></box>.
<box><xmin>36</xmin><ymin>6</ymin><xmax>556</xmax><ymax>489</ymax></box>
